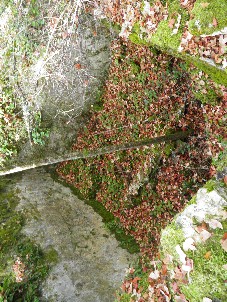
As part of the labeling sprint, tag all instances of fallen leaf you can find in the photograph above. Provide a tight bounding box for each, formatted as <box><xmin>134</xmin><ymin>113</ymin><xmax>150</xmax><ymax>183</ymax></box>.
<box><xmin>176</xmin><ymin>245</ymin><xmax>186</xmax><ymax>264</ymax></box>
<box><xmin>204</xmin><ymin>251</ymin><xmax>211</xmax><ymax>260</ymax></box>
<box><xmin>149</xmin><ymin>270</ymin><xmax>160</xmax><ymax>280</ymax></box>
<box><xmin>200</xmin><ymin>230</ymin><xmax>212</xmax><ymax>242</ymax></box>
<box><xmin>209</xmin><ymin>165</ymin><xmax>216</xmax><ymax>177</ymax></box>
<box><xmin>224</xmin><ymin>175</ymin><xmax>227</xmax><ymax>184</ymax></box>
<box><xmin>143</xmin><ymin>292</ymin><xmax>149</xmax><ymax>299</ymax></box>
<box><xmin>62</xmin><ymin>31</ymin><xmax>68</xmax><ymax>39</ymax></box>
<box><xmin>220</xmin><ymin>239</ymin><xmax>227</xmax><ymax>252</ymax></box>
<box><xmin>183</xmin><ymin>238</ymin><xmax>196</xmax><ymax>251</ymax></box>
<box><xmin>186</xmin><ymin>258</ymin><xmax>193</xmax><ymax>270</ymax></box>
<box><xmin>203</xmin><ymin>298</ymin><xmax>212</xmax><ymax>302</ymax></box>
<box><xmin>206</xmin><ymin>219</ymin><xmax>223</xmax><ymax>230</ymax></box>
<box><xmin>163</xmin><ymin>254</ymin><xmax>173</xmax><ymax>264</ymax></box>
<box><xmin>171</xmin><ymin>282</ymin><xmax>179</xmax><ymax>293</ymax></box>
<box><xmin>175</xmin><ymin>294</ymin><xmax>187</xmax><ymax>302</ymax></box>
<box><xmin>74</xmin><ymin>63</ymin><xmax>82</xmax><ymax>69</ymax></box>
<box><xmin>174</xmin><ymin>267</ymin><xmax>187</xmax><ymax>281</ymax></box>
<box><xmin>162</xmin><ymin>264</ymin><xmax>168</xmax><ymax>275</ymax></box>
<box><xmin>182</xmin><ymin>265</ymin><xmax>192</xmax><ymax>272</ymax></box>
<box><xmin>222</xmin><ymin>233</ymin><xmax>227</xmax><ymax>240</ymax></box>
<box><xmin>196</xmin><ymin>222</ymin><xmax>208</xmax><ymax>233</ymax></box>
<box><xmin>212</xmin><ymin>18</ymin><xmax>218</xmax><ymax>27</ymax></box>
<box><xmin>200</xmin><ymin>3</ymin><xmax>209</xmax><ymax>8</ymax></box>
<box><xmin>223</xmin><ymin>264</ymin><xmax>227</xmax><ymax>270</ymax></box>
<box><xmin>168</xmin><ymin>18</ymin><xmax>175</xmax><ymax>28</ymax></box>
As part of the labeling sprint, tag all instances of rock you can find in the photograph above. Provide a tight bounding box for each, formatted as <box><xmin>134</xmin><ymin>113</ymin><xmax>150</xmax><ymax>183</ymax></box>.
<box><xmin>14</xmin><ymin>168</ymin><xmax>135</xmax><ymax>302</ymax></box>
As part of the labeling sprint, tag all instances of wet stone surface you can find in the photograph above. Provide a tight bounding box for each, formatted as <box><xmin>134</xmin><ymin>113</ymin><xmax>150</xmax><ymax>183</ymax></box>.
<box><xmin>14</xmin><ymin>168</ymin><xmax>133</xmax><ymax>302</ymax></box>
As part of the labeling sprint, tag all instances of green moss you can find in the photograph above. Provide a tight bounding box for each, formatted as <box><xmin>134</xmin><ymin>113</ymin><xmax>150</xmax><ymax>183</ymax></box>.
<box><xmin>129</xmin><ymin>22</ymin><xmax>149</xmax><ymax>46</ymax></box>
<box><xmin>164</xmin><ymin>143</ymin><xmax>174</xmax><ymax>157</ymax></box>
<box><xmin>151</xmin><ymin>20</ymin><xmax>182</xmax><ymax>51</ymax></box>
<box><xmin>129</xmin><ymin>33</ymin><xmax>149</xmax><ymax>46</ymax></box>
<box><xmin>188</xmin><ymin>56</ymin><xmax>227</xmax><ymax>86</ymax></box>
<box><xmin>204</xmin><ymin>179</ymin><xmax>217</xmax><ymax>192</ymax></box>
<box><xmin>187</xmin><ymin>195</ymin><xmax>197</xmax><ymax>206</ymax></box>
<box><xmin>180</xmin><ymin>221</ymin><xmax>227</xmax><ymax>302</ymax></box>
<box><xmin>0</xmin><ymin>177</ymin><xmax>56</xmax><ymax>301</ymax></box>
<box><xmin>167</xmin><ymin>0</ymin><xmax>185</xmax><ymax>15</ymax></box>
<box><xmin>114</xmin><ymin>292</ymin><xmax>131</xmax><ymax>302</ymax></box>
<box><xmin>160</xmin><ymin>223</ymin><xmax>185</xmax><ymax>261</ymax></box>
<box><xmin>44</xmin><ymin>248</ymin><xmax>59</xmax><ymax>265</ymax></box>
<box><xmin>212</xmin><ymin>141</ymin><xmax>227</xmax><ymax>172</ymax></box>
<box><xmin>193</xmin><ymin>88</ymin><xmax>220</xmax><ymax>105</ymax></box>
<box><xmin>150</xmin><ymin>0</ymin><xmax>189</xmax><ymax>51</ymax></box>
<box><xmin>101</xmin><ymin>18</ymin><xmax>121</xmax><ymax>34</ymax></box>
<box><xmin>129</xmin><ymin>60</ymin><xmax>141</xmax><ymax>74</ymax></box>
<box><xmin>138</xmin><ymin>272</ymin><xmax>150</xmax><ymax>294</ymax></box>
<box><xmin>189</xmin><ymin>0</ymin><xmax>227</xmax><ymax>36</ymax></box>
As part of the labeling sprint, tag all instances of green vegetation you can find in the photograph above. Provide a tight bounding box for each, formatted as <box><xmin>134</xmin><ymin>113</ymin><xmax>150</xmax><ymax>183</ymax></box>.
<box><xmin>151</xmin><ymin>20</ymin><xmax>182</xmax><ymax>50</ymax></box>
<box><xmin>129</xmin><ymin>23</ymin><xmax>149</xmax><ymax>46</ymax></box>
<box><xmin>189</xmin><ymin>0</ymin><xmax>227</xmax><ymax>36</ymax></box>
<box><xmin>151</xmin><ymin>0</ymin><xmax>190</xmax><ymax>51</ymax></box>
<box><xmin>160</xmin><ymin>224</ymin><xmax>185</xmax><ymax>261</ymax></box>
<box><xmin>159</xmin><ymin>192</ymin><xmax>227</xmax><ymax>302</ymax></box>
<box><xmin>0</xmin><ymin>0</ymin><xmax>49</xmax><ymax>166</ymax></box>
<box><xmin>188</xmin><ymin>56</ymin><xmax>227</xmax><ymax>86</ymax></box>
<box><xmin>31</xmin><ymin>113</ymin><xmax>50</xmax><ymax>146</ymax></box>
<box><xmin>181</xmin><ymin>220</ymin><xmax>227</xmax><ymax>302</ymax></box>
<box><xmin>0</xmin><ymin>177</ymin><xmax>57</xmax><ymax>301</ymax></box>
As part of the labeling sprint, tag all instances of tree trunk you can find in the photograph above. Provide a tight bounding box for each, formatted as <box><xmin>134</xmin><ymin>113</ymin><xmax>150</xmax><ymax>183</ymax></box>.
<box><xmin>0</xmin><ymin>130</ymin><xmax>193</xmax><ymax>176</ymax></box>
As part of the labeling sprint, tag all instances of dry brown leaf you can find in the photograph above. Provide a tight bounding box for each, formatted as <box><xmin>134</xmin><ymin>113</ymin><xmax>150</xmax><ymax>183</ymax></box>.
<box><xmin>162</xmin><ymin>264</ymin><xmax>168</xmax><ymax>275</ymax></box>
<box><xmin>220</xmin><ymin>239</ymin><xmax>227</xmax><ymax>252</ymax></box>
<box><xmin>143</xmin><ymin>292</ymin><xmax>149</xmax><ymax>299</ymax></box>
<box><xmin>223</xmin><ymin>175</ymin><xmax>227</xmax><ymax>184</ymax></box>
<box><xmin>201</xmin><ymin>3</ymin><xmax>210</xmax><ymax>8</ymax></box>
<box><xmin>200</xmin><ymin>229</ymin><xmax>212</xmax><ymax>242</ymax></box>
<box><xmin>213</xmin><ymin>18</ymin><xmax>218</xmax><ymax>27</ymax></box>
<box><xmin>168</xmin><ymin>18</ymin><xmax>175</xmax><ymax>28</ymax></box>
<box><xmin>62</xmin><ymin>32</ymin><xmax>68</xmax><ymax>39</ymax></box>
<box><xmin>204</xmin><ymin>251</ymin><xmax>211</xmax><ymax>260</ymax></box>
<box><xmin>163</xmin><ymin>254</ymin><xmax>173</xmax><ymax>264</ymax></box>
<box><xmin>74</xmin><ymin>63</ymin><xmax>82</xmax><ymax>69</ymax></box>
<box><xmin>196</xmin><ymin>222</ymin><xmax>208</xmax><ymax>233</ymax></box>
<box><xmin>207</xmin><ymin>219</ymin><xmax>223</xmax><ymax>230</ymax></box>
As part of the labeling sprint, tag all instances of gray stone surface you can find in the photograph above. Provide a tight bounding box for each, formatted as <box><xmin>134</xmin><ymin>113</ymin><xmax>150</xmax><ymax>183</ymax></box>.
<box><xmin>175</xmin><ymin>187</ymin><xmax>227</xmax><ymax>239</ymax></box>
<box><xmin>3</xmin><ymin>10</ymin><xmax>114</xmax><ymax>171</ymax></box>
<box><xmin>14</xmin><ymin>168</ymin><xmax>134</xmax><ymax>302</ymax></box>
